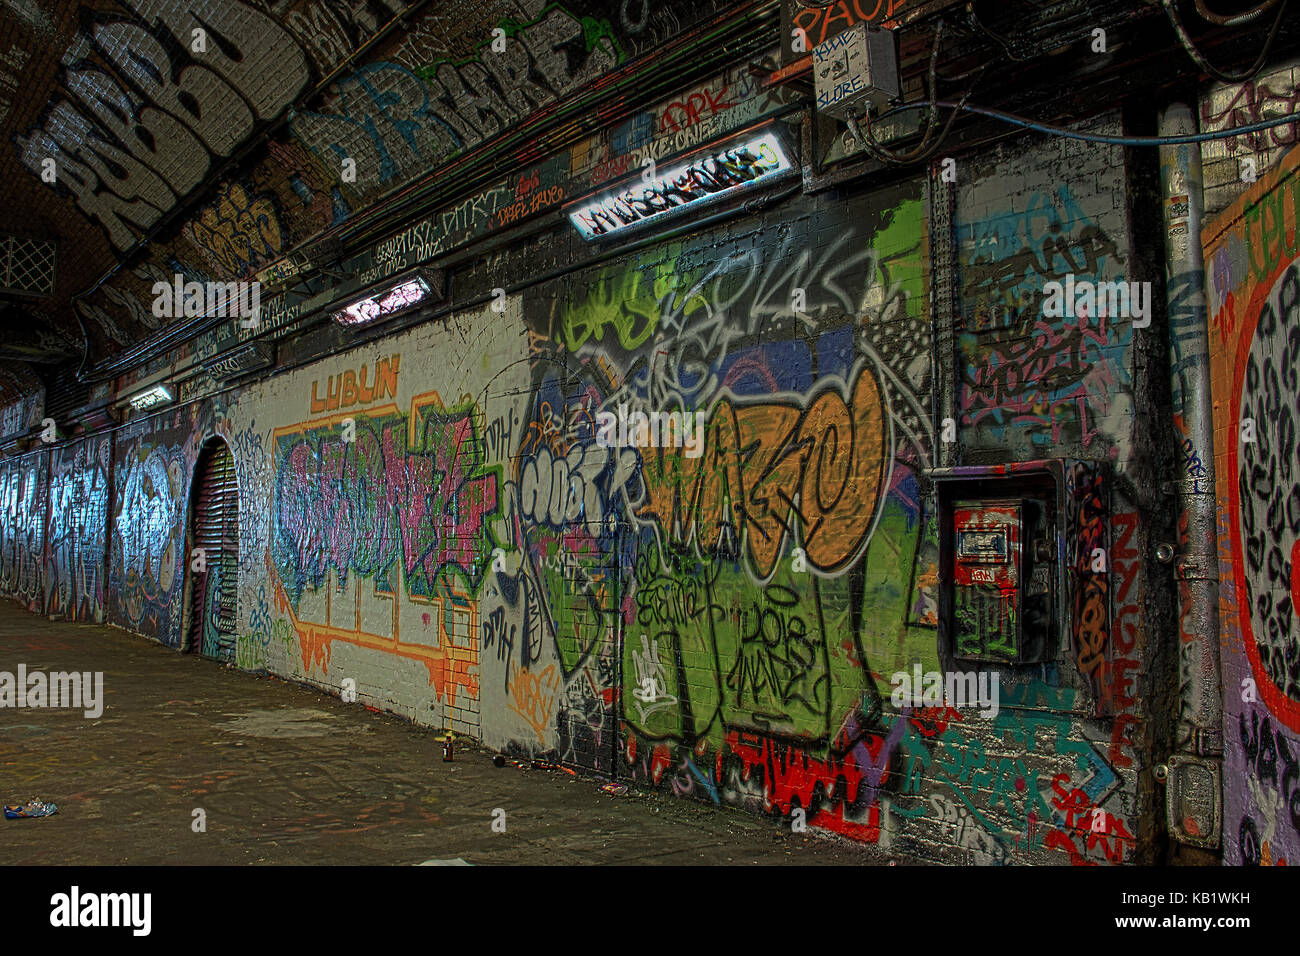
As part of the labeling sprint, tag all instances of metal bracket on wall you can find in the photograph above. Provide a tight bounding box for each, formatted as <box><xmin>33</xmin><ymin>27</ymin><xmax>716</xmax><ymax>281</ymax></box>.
<box><xmin>1176</xmin><ymin>559</ymin><xmax>1216</xmax><ymax>581</ymax></box>
<box><xmin>928</xmin><ymin>157</ymin><xmax>960</xmax><ymax>471</ymax></box>
<box><xmin>1179</xmin><ymin>722</ymin><xmax>1224</xmax><ymax>757</ymax></box>
<box><xmin>1160</xmin><ymin>477</ymin><xmax>1215</xmax><ymax>496</ymax></box>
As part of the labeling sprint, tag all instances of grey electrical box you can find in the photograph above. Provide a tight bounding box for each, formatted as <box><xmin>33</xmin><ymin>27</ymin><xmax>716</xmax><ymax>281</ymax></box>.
<box><xmin>813</xmin><ymin>23</ymin><xmax>900</xmax><ymax>119</ymax></box>
<box><xmin>1165</xmin><ymin>754</ymin><xmax>1222</xmax><ymax>849</ymax></box>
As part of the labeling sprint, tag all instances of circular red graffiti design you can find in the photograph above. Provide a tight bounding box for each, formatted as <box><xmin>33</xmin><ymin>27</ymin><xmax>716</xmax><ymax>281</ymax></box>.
<box><xmin>1229</xmin><ymin>258</ymin><xmax>1300</xmax><ymax>732</ymax></box>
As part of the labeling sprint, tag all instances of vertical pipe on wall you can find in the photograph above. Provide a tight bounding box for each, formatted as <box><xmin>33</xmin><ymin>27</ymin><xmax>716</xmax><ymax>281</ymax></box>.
<box><xmin>39</xmin><ymin>446</ymin><xmax>50</xmax><ymax>618</ymax></box>
<box><xmin>101</xmin><ymin>430</ymin><xmax>114</xmax><ymax>626</ymax></box>
<box><xmin>1157</xmin><ymin>101</ymin><xmax>1224</xmax><ymax>852</ymax></box>
<box><xmin>928</xmin><ymin>159</ymin><xmax>959</xmax><ymax>470</ymax></box>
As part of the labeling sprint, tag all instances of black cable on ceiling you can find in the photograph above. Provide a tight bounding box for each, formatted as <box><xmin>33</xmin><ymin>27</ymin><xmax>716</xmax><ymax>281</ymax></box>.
<box><xmin>1193</xmin><ymin>0</ymin><xmax>1283</xmax><ymax>26</ymax></box>
<box><xmin>1162</xmin><ymin>0</ymin><xmax>1291</xmax><ymax>84</ymax></box>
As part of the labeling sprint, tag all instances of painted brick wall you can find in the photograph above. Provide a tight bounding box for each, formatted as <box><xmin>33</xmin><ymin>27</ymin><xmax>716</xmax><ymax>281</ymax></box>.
<box><xmin>1204</xmin><ymin>142</ymin><xmax>1300</xmax><ymax>867</ymax></box>
<box><xmin>0</xmin><ymin>449</ymin><xmax>47</xmax><ymax>615</ymax></box>
<box><xmin>45</xmin><ymin>434</ymin><xmax>111</xmax><ymax>623</ymax></box>
<box><xmin>109</xmin><ymin>404</ymin><xmax>215</xmax><ymax>648</ymax></box>
<box><xmin>1201</xmin><ymin>58</ymin><xmax>1300</xmax><ymax>219</ymax></box>
<box><xmin>956</xmin><ymin>112</ymin><xmax>1134</xmax><ymax>465</ymax></box>
<box><xmin>0</xmin><ymin>78</ymin><xmax>1177</xmax><ymax>865</ymax></box>
<box><xmin>941</xmin><ymin>114</ymin><xmax>1150</xmax><ymax>863</ymax></box>
<box><xmin>0</xmin><ymin>433</ymin><xmax>110</xmax><ymax>624</ymax></box>
<box><xmin>219</xmin><ymin>300</ymin><xmax>529</xmax><ymax>739</ymax></box>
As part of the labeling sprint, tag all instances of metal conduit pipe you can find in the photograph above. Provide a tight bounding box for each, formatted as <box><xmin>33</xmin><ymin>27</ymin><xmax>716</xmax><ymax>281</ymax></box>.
<box><xmin>1156</xmin><ymin>100</ymin><xmax>1223</xmax><ymax>856</ymax></box>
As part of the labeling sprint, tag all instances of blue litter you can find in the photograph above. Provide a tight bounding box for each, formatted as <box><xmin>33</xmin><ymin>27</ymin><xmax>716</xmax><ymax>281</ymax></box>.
<box><xmin>4</xmin><ymin>798</ymin><xmax>57</xmax><ymax>819</ymax></box>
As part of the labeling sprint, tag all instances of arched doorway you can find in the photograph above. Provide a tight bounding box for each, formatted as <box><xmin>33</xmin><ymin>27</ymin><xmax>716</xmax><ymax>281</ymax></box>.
<box><xmin>187</xmin><ymin>439</ymin><xmax>239</xmax><ymax>662</ymax></box>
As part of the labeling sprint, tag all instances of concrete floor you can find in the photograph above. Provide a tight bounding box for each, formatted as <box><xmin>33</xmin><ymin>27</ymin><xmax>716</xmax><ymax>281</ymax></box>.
<box><xmin>0</xmin><ymin>601</ymin><xmax>890</xmax><ymax>865</ymax></box>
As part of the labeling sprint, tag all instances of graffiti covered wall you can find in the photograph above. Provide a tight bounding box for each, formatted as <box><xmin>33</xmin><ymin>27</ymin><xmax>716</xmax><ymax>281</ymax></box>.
<box><xmin>1205</xmin><ymin>141</ymin><xmax>1300</xmax><ymax>866</ymax></box>
<box><xmin>110</xmin><ymin>403</ymin><xmax>214</xmax><ymax>648</ymax></box>
<box><xmin>0</xmin><ymin>47</ymin><xmax>1177</xmax><ymax>864</ymax></box>
<box><xmin>0</xmin><ymin>450</ymin><xmax>48</xmax><ymax>615</ymax></box>
<box><xmin>0</xmin><ymin>121</ymin><xmax>1155</xmax><ymax>866</ymax></box>
<box><xmin>220</xmin><ymin>307</ymin><xmax>525</xmax><ymax>736</ymax></box>
<box><xmin>437</xmin><ymin>125</ymin><xmax>1144</xmax><ymax>862</ymax></box>
<box><xmin>957</xmin><ymin>114</ymin><xmax>1134</xmax><ymax>463</ymax></box>
<box><xmin>46</xmin><ymin>435</ymin><xmax>112</xmax><ymax>623</ymax></box>
<box><xmin>531</xmin><ymin>182</ymin><xmax>940</xmax><ymax>813</ymax></box>
<box><xmin>1201</xmin><ymin>59</ymin><xmax>1300</xmax><ymax>219</ymax></box>
<box><xmin>940</xmin><ymin>117</ymin><xmax>1151</xmax><ymax>862</ymax></box>
<box><xmin>127</xmin><ymin>140</ymin><xmax>1150</xmax><ymax>863</ymax></box>
<box><xmin>0</xmin><ymin>434</ymin><xmax>111</xmax><ymax>623</ymax></box>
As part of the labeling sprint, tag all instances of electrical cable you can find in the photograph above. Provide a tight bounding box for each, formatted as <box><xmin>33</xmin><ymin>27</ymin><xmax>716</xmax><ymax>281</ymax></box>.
<box><xmin>848</xmin><ymin>18</ymin><xmax>944</xmax><ymax>163</ymax></box>
<box><xmin>849</xmin><ymin>18</ymin><xmax>982</xmax><ymax>165</ymax></box>
<box><xmin>1162</xmin><ymin>0</ymin><xmax>1289</xmax><ymax>84</ymax></box>
<box><xmin>1194</xmin><ymin>0</ymin><xmax>1282</xmax><ymax>26</ymax></box>
<box><xmin>851</xmin><ymin>74</ymin><xmax>987</xmax><ymax>165</ymax></box>
<box><xmin>965</xmin><ymin>0</ymin><xmax>1031</xmax><ymax>62</ymax></box>
<box><xmin>849</xmin><ymin>53</ymin><xmax>988</xmax><ymax>166</ymax></box>
<box><xmin>878</xmin><ymin>98</ymin><xmax>1300</xmax><ymax>146</ymax></box>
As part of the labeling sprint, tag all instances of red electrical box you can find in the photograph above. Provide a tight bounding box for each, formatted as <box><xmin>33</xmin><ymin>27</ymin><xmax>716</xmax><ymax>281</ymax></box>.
<box><xmin>934</xmin><ymin>466</ymin><xmax>1064</xmax><ymax>667</ymax></box>
<box><xmin>952</xmin><ymin>501</ymin><xmax>1023</xmax><ymax>661</ymax></box>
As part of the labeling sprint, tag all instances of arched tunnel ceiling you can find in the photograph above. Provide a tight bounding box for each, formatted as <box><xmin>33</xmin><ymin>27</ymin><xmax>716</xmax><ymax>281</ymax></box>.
<box><xmin>0</xmin><ymin>0</ymin><xmax>761</xmax><ymax>378</ymax></box>
<box><xmin>0</xmin><ymin>0</ymin><xmax>1293</xmax><ymax>400</ymax></box>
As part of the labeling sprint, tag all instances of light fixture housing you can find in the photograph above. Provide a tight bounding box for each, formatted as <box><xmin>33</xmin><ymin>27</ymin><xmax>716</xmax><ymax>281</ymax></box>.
<box><xmin>567</xmin><ymin>129</ymin><xmax>794</xmax><ymax>241</ymax></box>
<box><xmin>128</xmin><ymin>384</ymin><xmax>174</xmax><ymax>410</ymax></box>
<box><xmin>330</xmin><ymin>276</ymin><xmax>431</xmax><ymax>328</ymax></box>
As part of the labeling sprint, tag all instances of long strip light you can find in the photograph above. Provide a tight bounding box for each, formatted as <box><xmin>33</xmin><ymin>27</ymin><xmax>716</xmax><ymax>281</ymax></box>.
<box><xmin>128</xmin><ymin>384</ymin><xmax>174</xmax><ymax>410</ymax></box>
<box><xmin>568</xmin><ymin>131</ymin><xmax>793</xmax><ymax>240</ymax></box>
<box><xmin>331</xmin><ymin>276</ymin><xmax>431</xmax><ymax>328</ymax></box>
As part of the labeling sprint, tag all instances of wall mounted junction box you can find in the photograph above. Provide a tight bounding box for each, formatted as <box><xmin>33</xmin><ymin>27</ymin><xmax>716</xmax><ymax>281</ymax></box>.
<box><xmin>813</xmin><ymin>22</ymin><xmax>900</xmax><ymax>120</ymax></box>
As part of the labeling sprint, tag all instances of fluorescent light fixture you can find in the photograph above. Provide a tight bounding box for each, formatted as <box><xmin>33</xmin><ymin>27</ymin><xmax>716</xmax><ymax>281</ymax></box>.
<box><xmin>569</xmin><ymin>131</ymin><xmax>793</xmax><ymax>240</ymax></box>
<box><xmin>331</xmin><ymin>276</ymin><xmax>430</xmax><ymax>327</ymax></box>
<box><xmin>202</xmin><ymin>342</ymin><xmax>273</xmax><ymax>381</ymax></box>
<box><xmin>128</xmin><ymin>384</ymin><xmax>174</xmax><ymax>410</ymax></box>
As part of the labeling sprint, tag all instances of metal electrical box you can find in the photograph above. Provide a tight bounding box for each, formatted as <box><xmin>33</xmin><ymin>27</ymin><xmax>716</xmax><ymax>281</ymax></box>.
<box><xmin>936</xmin><ymin>473</ymin><xmax>1060</xmax><ymax>665</ymax></box>
<box><xmin>952</xmin><ymin>501</ymin><xmax>1021</xmax><ymax>661</ymax></box>
<box><xmin>813</xmin><ymin>23</ymin><xmax>900</xmax><ymax>119</ymax></box>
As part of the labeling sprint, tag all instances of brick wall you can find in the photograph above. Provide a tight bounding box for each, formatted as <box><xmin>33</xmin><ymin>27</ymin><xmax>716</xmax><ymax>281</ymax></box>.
<box><xmin>0</xmin><ymin>66</ymin><xmax>1192</xmax><ymax>865</ymax></box>
<box><xmin>1201</xmin><ymin>58</ymin><xmax>1300</xmax><ymax>218</ymax></box>
<box><xmin>1204</xmin><ymin>142</ymin><xmax>1300</xmax><ymax>867</ymax></box>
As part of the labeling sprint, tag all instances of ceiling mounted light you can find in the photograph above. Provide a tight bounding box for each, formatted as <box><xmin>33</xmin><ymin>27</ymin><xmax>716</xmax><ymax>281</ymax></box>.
<box><xmin>128</xmin><ymin>384</ymin><xmax>173</xmax><ymax>410</ymax></box>
<box><xmin>567</xmin><ymin>130</ymin><xmax>794</xmax><ymax>240</ymax></box>
<box><xmin>331</xmin><ymin>276</ymin><xmax>431</xmax><ymax>328</ymax></box>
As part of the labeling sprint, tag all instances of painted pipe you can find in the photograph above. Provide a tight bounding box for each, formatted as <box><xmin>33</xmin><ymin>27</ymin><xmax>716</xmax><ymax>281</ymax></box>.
<box><xmin>1157</xmin><ymin>101</ymin><xmax>1223</xmax><ymax>851</ymax></box>
<box><xmin>928</xmin><ymin>158</ymin><xmax>959</xmax><ymax>470</ymax></box>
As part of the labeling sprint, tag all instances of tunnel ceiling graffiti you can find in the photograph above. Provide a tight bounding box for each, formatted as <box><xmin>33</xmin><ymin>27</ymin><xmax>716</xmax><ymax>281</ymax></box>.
<box><xmin>0</xmin><ymin>0</ymin><xmax>1272</xmax><ymax>384</ymax></box>
<box><xmin>0</xmin><ymin>0</ymin><xmax>750</xmax><ymax>369</ymax></box>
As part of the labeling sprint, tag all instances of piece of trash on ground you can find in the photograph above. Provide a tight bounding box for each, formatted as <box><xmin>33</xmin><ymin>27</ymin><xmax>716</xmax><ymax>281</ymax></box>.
<box><xmin>600</xmin><ymin>782</ymin><xmax>629</xmax><ymax>796</ymax></box>
<box><xmin>5</xmin><ymin>798</ymin><xmax>58</xmax><ymax>819</ymax></box>
<box><xmin>530</xmin><ymin>759</ymin><xmax>576</xmax><ymax>775</ymax></box>
<box><xmin>417</xmin><ymin>858</ymin><xmax>472</xmax><ymax>866</ymax></box>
